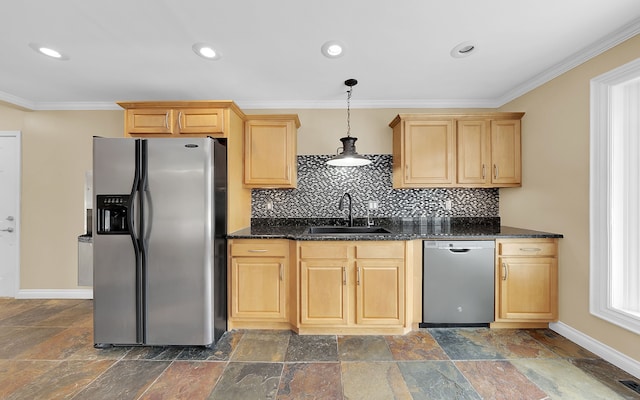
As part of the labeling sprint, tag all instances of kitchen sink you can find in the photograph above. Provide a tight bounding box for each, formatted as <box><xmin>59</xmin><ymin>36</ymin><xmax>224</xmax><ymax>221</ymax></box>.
<box><xmin>306</xmin><ymin>226</ymin><xmax>393</xmax><ymax>235</ymax></box>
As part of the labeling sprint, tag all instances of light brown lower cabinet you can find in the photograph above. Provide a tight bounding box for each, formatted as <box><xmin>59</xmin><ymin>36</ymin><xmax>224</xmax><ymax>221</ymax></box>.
<box><xmin>297</xmin><ymin>241</ymin><xmax>409</xmax><ymax>335</ymax></box>
<box><xmin>228</xmin><ymin>239</ymin><xmax>290</xmax><ymax>329</ymax></box>
<box><xmin>492</xmin><ymin>238</ymin><xmax>558</xmax><ymax>328</ymax></box>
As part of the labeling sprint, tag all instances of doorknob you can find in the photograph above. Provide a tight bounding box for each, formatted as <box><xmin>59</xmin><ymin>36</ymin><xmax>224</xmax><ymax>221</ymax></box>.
<box><xmin>6</xmin><ymin>216</ymin><xmax>13</xmax><ymax>221</ymax></box>
<box><xmin>1</xmin><ymin>227</ymin><xmax>14</xmax><ymax>233</ymax></box>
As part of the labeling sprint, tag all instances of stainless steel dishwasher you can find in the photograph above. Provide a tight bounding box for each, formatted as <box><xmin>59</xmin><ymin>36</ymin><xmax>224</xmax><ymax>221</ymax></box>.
<box><xmin>421</xmin><ymin>240</ymin><xmax>495</xmax><ymax>327</ymax></box>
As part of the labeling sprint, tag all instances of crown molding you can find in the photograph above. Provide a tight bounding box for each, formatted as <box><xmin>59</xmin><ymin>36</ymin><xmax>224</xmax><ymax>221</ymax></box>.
<box><xmin>236</xmin><ymin>98</ymin><xmax>500</xmax><ymax>110</ymax></box>
<box><xmin>495</xmin><ymin>17</ymin><xmax>640</xmax><ymax>106</ymax></box>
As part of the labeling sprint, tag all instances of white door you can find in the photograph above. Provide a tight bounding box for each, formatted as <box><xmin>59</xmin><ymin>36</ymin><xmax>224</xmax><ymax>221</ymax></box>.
<box><xmin>0</xmin><ymin>132</ymin><xmax>21</xmax><ymax>297</ymax></box>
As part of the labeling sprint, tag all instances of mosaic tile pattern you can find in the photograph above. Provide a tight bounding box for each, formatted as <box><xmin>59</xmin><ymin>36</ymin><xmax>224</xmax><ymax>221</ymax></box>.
<box><xmin>252</xmin><ymin>155</ymin><xmax>499</xmax><ymax>218</ymax></box>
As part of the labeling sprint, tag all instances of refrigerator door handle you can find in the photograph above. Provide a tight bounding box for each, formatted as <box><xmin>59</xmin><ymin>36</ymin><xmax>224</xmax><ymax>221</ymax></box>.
<box><xmin>135</xmin><ymin>139</ymin><xmax>146</xmax><ymax>344</ymax></box>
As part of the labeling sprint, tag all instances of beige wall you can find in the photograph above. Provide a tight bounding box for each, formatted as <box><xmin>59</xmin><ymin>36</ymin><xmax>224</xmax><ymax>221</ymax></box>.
<box><xmin>499</xmin><ymin>34</ymin><xmax>640</xmax><ymax>361</ymax></box>
<box><xmin>18</xmin><ymin>110</ymin><xmax>122</xmax><ymax>289</ymax></box>
<box><xmin>0</xmin><ymin>33</ymin><xmax>638</xmax><ymax>363</ymax></box>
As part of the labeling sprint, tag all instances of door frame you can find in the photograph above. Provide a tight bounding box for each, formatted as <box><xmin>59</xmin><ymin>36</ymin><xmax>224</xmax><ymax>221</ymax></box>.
<box><xmin>0</xmin><ymin>131</ymin><xmax>21</xmax><ymax>298</ymax></box>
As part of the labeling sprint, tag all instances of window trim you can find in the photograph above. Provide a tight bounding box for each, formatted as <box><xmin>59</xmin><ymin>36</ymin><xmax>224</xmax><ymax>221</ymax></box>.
<box><xmin>590</xmin><ymin>57</ymin><xmax>640</xmax><ymax>335</ymax></box>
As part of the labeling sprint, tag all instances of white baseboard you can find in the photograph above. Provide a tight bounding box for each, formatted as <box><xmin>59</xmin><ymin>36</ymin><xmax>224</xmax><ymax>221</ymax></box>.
<box><xmin>550</xmin><ymin>321</ymin><xmax>640</xmax><ymax>379</ymax></box>
<box><xmin>15</xmin><ymin>289</ymin><xmax>93</xmax><ymax>299</ymax></box>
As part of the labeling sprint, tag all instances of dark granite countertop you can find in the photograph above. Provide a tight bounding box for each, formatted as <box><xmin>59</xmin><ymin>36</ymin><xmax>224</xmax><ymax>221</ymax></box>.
<box><xmin>227</xmin><ymin>218</ymin><xmax>563</xmax><ymax>241</ymax></box>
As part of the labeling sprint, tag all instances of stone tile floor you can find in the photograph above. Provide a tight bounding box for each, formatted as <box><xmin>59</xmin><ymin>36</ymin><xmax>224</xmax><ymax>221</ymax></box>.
<box><xmin>0</xmin><ymin>298</ymin><xmax>639</xmax><ymax>399</ymax></box>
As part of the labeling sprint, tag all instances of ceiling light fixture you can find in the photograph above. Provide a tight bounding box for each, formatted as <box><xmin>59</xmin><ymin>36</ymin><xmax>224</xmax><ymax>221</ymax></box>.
<box><xmin>28</xmin><ymin>42</ymin><xmax>70</xmax><ymax>60</ymax></box>
<box><xmin>321</xmin><ymin>40</ymin><xmax>346</xmax><ymax>58</ymax></box>
<box><xmin>326</xmin><ymin>79</ymin><xmax>371</xmax><ymax>167</ymax></box>
<box><xmin>192</xmin><ymin>43</ymin><xmax>221</xmax><ymax>60</ymax></box>
<box><xmin>450</xmin><ymin>41</ymin><xmax>477</xmax><ymax>58</ymax></box>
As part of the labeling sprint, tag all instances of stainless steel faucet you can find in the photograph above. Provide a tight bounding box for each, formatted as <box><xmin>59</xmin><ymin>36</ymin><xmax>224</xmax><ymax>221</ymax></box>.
<box><xmin>338</xmin><ymin>193</ymin><xmax>353</xmax><ymax>227</ymax></box>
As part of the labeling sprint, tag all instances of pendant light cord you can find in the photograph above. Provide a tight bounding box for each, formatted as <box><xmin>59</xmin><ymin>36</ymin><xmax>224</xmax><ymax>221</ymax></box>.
<box><xmin>346</xmin><ymin>86</ymin><xmax>352</xmax><ymax>137</ymax></box>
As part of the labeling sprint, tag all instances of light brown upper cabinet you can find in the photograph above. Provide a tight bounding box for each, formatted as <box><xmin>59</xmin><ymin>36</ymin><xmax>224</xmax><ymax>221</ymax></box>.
<box><xmin>391</xmin><ymin>118</ymin><xmax>456</xmax><ymax>187</ymax></box>
<box><xmin>118</xmin><ymin>101</ymin><xmax>245</xmax><ymax>137</ymax></box>
<box><xmin>117</xmin><ymin>101</ymin><xmax>251</xmax><ymax>233</ymax></box>
<box><xmin>244</xmin><ymin>115</ymin><xmax>300</xmax><ymax>188</ymax></box>
<box><xmin>457</xmin><ymin>118</ymin><xmax>522</xmax><ymax>187</ymax></box>
<box><xmin>390</xmin><ymin>113</ymin><xmax>524</xmax><ymax>188</ymax></box>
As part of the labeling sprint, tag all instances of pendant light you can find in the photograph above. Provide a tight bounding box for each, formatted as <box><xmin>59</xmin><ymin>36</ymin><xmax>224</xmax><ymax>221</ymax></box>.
<box><xmin>326</xmin><ymin>79</ymin><xmax>372</xmax><ymax>167</ymax></box>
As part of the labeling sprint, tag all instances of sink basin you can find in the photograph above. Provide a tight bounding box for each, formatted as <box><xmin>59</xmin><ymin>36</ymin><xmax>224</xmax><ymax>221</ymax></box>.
<box><xmin>306</xmin><ymin>226</ymin><xmax>393</xmax><ymax>235</ymax></box>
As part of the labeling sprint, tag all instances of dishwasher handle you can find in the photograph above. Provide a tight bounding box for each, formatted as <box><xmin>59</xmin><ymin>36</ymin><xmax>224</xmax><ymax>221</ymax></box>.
<box><xmin>441</xmin><ymin>246</ymin><xmax>486</xmax><ymax>252</ymax></box>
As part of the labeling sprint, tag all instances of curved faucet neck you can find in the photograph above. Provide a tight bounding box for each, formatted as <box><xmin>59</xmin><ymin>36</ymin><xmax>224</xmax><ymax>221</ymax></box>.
<box><xmin>338</xmin><ymin>193</ymin><xmax>353</xmax><ymax>227</ymax></box>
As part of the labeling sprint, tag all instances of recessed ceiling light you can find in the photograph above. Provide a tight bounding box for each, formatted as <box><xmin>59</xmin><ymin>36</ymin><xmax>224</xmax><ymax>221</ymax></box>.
<box><xmin>321</xmin><ymin>40</ymin><xmax>346</xmax><ymax>58</ymax></box>
<box><xmin>450</xmin><ymin>41</ymin><xmax>477</xmax><ymax>58</ymax></box>
<box><xmin>28</xmin><ymin>42</ymin><xmax>70</xmax><ymax>60</ymax></box>
<box><xmin>192</xmin><ymin>43</ymin><xmax>221</xmax><ymax>60</ymax></box>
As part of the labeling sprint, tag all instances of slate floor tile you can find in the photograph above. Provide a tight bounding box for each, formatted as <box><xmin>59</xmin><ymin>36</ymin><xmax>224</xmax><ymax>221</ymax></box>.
<box><xmin>474</xmin><ymin>328</ymin><xmax>558</xmax><ymax>359</ymax></box>
<box><xmin>527</xmin><ymin>329</ymin><xmax>598</xmax><ymax>358</ymax></box>
<box><xmin>0</xmin><ymin>360</ymin><xmax>60</xmax><ymax>398</ymax></box>
<box><xmin>570</xmin><ymin>358</ymin><xmax>640</xmax><ymax>399</ymax></box>
<box><xmin>512</xmin><ymin>358</ymin><xmax>626</xmax><ymax>399</ymax></box>
<box><xmin>285</xmin><ymin>334</ymin><xmax>338</xmax><ymax>362</ymax></box>
<box><xmin>455</xmin><ymin>360</ymin><xmax>548</xmax><ymax>400</ymax></box>
<box><xmin>124</xmin><ymin>345</ymin><xmax>184</xmax><ymax>361</ymax></box>
<box><xmin>231</xmin><ymin>330</ymin><xmax>291</xmax><ymax>362</ymax></box>
<box><xmin>428</xmin><ymin>328</ymin><xmax>504</xmax><ymax>360</ymax></box>
<box><xmin>398</xmin><ymin>360</ymin><xmax>481</xmax><ymax>400</ymax></box>
<box><xmin>385</xmin><ymin>330</ymin><xmax>449</xmax><ymax>360</ymax></box>
<box><xmin>4</xmin><ymin>359</ymin><xmax>114</xmax><ymax>400</ymax></box>
<box><xmin>0</xmin><ymin>326</ymin><xmax>66</xmax><ymax>359</ymax></box>
<box><xmin>338</xmin><ymin>335</ymin><xmax>393</xmax><ymax>361</ymax></box>
<box><xmin>1</xmin><ymin>300</ymin><xmax>635</xmax><ymax>400</ymax></box>
<box><xmin>208</xmin><ymin>362</ymin><xmax>282</xmax><ymax>400</ymax></box>
<box><xmin>342</xmin><ymin>361</ymin><xmax>412</xmax><ymax>400</ymax></box>
<box><xmin>72</xmin><ymin>359</ymin><xmax>171</xmax><ymax>400</ymax></box>
<box><xmin>16</xmin><ymin>326</ymin><xmax>93</xmax><ymax>360</ymax></box>
<box><xmin>140</xmin><ymin>360</ymin><xmax>226</xmax><ymax>400</ymax></box>
<box><xmin>177</xmin><ymin>329</ymin><xmax>244</xmax><ymax>361</ymax></box>
<box><xmin>278</xmin><ymin>362</ymin><xmax>343</xmax><ymax>399</ymax></box>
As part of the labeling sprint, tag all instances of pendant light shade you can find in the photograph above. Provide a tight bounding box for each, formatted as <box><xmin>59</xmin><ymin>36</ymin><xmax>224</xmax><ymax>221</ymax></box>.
<box><xmin>327</xmin><ymin>79</ymin><xmax>371</xmax><ymax>167</ymax></box>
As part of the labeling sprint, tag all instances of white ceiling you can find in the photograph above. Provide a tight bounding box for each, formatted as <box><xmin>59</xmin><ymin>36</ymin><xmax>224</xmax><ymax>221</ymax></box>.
<box><xmin>1</xmin><ymin>0</ymin><xmax>639</xmax><ymax>111</ymax></box>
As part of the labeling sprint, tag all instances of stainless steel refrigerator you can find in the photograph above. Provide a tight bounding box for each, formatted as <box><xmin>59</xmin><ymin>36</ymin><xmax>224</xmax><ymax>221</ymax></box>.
<box><xmin>92</xmin><ymin>137</ymin><xmax>227</xmax><ymax>347</ymax></box>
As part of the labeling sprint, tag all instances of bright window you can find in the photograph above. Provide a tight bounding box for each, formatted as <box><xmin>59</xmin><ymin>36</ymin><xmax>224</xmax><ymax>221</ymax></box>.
<box><xmin>590</xmin><ymin>57</ymin><xmax>640</xmax><ymax>334</ymax></box>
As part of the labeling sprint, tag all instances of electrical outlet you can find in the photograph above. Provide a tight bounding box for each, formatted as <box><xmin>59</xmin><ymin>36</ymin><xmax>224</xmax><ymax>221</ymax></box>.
<box><xmin>445</xmin><ymin>199</ymin><xmax>452</xmax><ymax>210</ymax></box>
<box><xmin>266</xmin><ymin>200</ymin><xmax>274</xmax><ymax>211</ymax></box>
<box><xmin>368</xmin><ymin>200</ymin><xmax>379</xmax><ymax>210</ymax></box>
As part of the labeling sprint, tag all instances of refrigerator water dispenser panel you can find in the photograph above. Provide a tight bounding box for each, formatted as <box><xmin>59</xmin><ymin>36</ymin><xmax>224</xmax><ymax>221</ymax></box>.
<box><xmin>96</xmin><ymin>194</ymin><xmax>130</xmax><ymax>234</ymax></box>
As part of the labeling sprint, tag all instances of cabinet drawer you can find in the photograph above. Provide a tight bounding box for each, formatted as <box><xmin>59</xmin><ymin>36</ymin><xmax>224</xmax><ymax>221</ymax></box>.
<box><xmin>178</xmin><ymin>108</ymin><xmax>224</xmax><ymax>134</ymax></box>
<box><xmin>356</xmin><ymin>242</ymin><xmax>404</xmax><ymax>259</ymax></box>
<box><xmin>231</xmin><ymin>241</ymin><xmax>288</xmax><ymax>257</ymax></box>
<box><xmin>126</xmin><ymin>109</ymin><xmax>174</xmax><ymax>134</ymax></box>
<box><xmin>498</xmin><ymin>240</ymin><xmax>556</xmax><ymax>257</ymax></box>
<box><xmin>300</xmin><ymin>244</ymin><xmax>348</xmax><ymax>259</ymax></box>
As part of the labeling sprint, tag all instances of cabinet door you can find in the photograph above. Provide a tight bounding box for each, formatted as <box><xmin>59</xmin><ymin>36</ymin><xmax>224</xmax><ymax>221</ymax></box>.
<box><xmin>457</xmin><ymin>120</ymin><xmax>490</xmax><ymax>185</ymax></box>
<box><xmin>244</xmin><ymin>120</ymin><xmax>297</xmax><ymax>188</ymax></box>
<box><xmin>491</xmin><ymin>120</ymin><xmax>521</xmax><ymax>185</ymax></box>
<box><xmin>230</xmin><ymin>257</ymin><xmax>286</xmax><ymax>320</ymax></box>
<box><xmin>498</xmin><ymin>256</ymin><xmax>558</xmax><ymax>321</ymax></box>
<box><xmin>125</xmin><ymin>109</ymin><xmax>174</xmax><ymax>135</ymax></box>
<box><xmin>402</xmin><ymin>120</ymin><xmax>456</xmax><ymax>186</ymax></box>
<box><xmin>177</xmin><ymin>108</ymin><xmax>224</xmax><ymax>135</ymax></box>
<box><xmin>356</xmin><ymin>259</ymin><xmax>404</xmax><ymax>325</ymax></box>
<box><xmin>300</xmin><ymin>259</ymin><xmax>348</xmax><ymax>325</ymax></box>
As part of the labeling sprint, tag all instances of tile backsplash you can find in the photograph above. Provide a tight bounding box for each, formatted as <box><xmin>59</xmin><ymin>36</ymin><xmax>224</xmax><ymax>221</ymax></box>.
<box><xmin>251</xmin><ymin>155</ymin><xmax>499</xmax><ymax>219</ymax></box>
